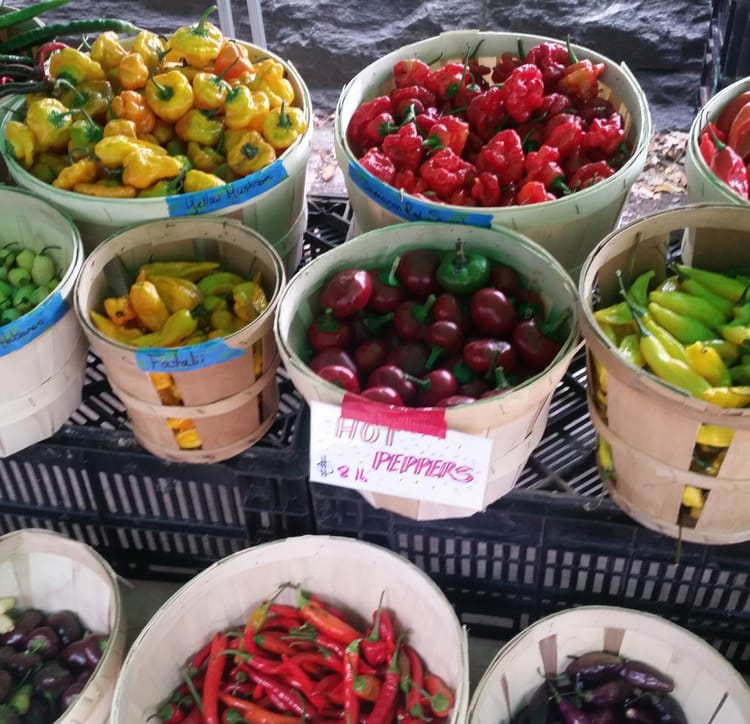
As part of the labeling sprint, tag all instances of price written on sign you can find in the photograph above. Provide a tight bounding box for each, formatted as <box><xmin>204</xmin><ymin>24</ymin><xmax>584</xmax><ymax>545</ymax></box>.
<box><xmin>309</xmin><ymin>401</ymin><xmax>492</xmax><ymax>510</ymax></box>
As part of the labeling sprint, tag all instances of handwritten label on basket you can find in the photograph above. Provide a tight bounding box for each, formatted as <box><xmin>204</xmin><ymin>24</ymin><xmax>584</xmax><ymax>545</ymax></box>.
<box><xmin>348</xmin><ymin>161</ymin><xmax>494</xmax><ymax>227</ymax></box>
<box><xmin>309</xmin><ymin>399</ymin><xmax>491</xmax><ymax>509</ymax></box>
<box><xmin>166</xmin><ymin>159</ymin><xmax>289</xmax><ymax>217</ymax></box>
<box><xmin>0</xmin><ymin>292</ymin><xmax>68</xmax><ymax>357</ymax></box>
<box><xmin>135</xmin><ymin>339</ymin><xmax>244</xmax><ymax>372</ymax></box>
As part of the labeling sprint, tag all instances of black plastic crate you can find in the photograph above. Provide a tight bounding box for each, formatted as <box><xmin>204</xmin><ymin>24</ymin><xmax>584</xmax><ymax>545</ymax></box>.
<box><xmin>0</xmin><ymin>195</ymin><xmax>354</xmax><ymax>581</ymax></box>
<box><xmin>701</xmin><ymin>0</ymin><xmax>750</xmax><ymax>101</ymax></box>
<box><xmin>311</xmin><ymin>348</ymin><xmax>750</xmax><ymax>674</ymax></box>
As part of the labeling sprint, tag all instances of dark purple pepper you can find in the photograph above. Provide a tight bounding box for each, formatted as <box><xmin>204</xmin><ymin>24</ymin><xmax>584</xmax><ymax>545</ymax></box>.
<box><xmin>0</xmin><ymin>609</ymin><xmax>43</xmax><ymax>649</ymax></box>
<box><xmin>60</xmin><ymin>679</ymin><xmax>86</xmax><ymax>711</ymax></box>
<box><xmin>0</xmin><ymin>646</ymin><xmax>14</xmax><ymax>669</ymax></box>
<box><xmin>59</xmin><ymin>639</ymin><xmax>89</xmax><ymax>671</ymax></box>
<box><xmin>31</xmin><ymin>662</ymin><xmax>74</xmax><ymax>697</ymax></box>
<box><xmin>619</xmin><ymin>660</ymin><xmax>674</xmax><ymax>693</ymax></box>
<box><xmin>81</xmin><ymin>632</ymin><xmax>108</xmax><ymax>668</ymax></box>
<box><xmin>44</xmin><ymin>610</ymin><xmax>83</xmax><ymax>648</ymax></box>
<box><xmin>5</xmin><ymin>650</ymin><xmax>41</xmax><ymax>680</ymax></box>
<box><xmin>565</xmin><ymin>651</ymin><xmax>623</xmax><ymax>685</ymax></box>
<box><xmin>24</xmin><ymin>626</ymin><xmax>60</xmax><ymax>660</ymax></box>
<box><xmin>584</xmin><ymin>678</ymin><xmax>634</xmax><ymax>707</ymax></box>
<box><xmin>0</xmin><ymin>670</ymin><xmax>12</xmax><ymax>704</ymax></box>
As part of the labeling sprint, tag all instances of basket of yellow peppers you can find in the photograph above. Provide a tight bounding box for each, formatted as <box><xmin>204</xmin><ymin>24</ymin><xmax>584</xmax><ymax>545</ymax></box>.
<box><xmin>73</xmin><ymin>215</ymin><xmax>286</xmax><ymax>464</ymax></box>
<box><xmin>0</xmin><ymin>6</ymin><xmax>312</xmax><ymax>270</ymax></box>
<box><xmin>580</xmin><ymin>203</ymin><xmax>750</xmax><ymax>546</ymax></box>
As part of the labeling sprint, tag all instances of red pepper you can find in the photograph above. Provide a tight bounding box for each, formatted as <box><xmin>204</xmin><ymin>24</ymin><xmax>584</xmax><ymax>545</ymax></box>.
<box><xmin>524</xmin><ymin>40</ymin><xmax>571</xmax><ymax>89</ymax></box>
<box><xmin>699</xmin><ymin>123</ymin><xmax>725</xmax><ymax>165</ymax></box>
<box><xmin>418</xmin><ymin>147</ymin><xmax>476</xmax><ymax>199</ymax></box>
<box><xmin>307</xmin><ymin>310</ymin><xmax>354</xmax><ymax>351</ymax></box>
<box><xmin>319</xmin><ymin>268</ymin><xmax>374</xmax><ymax>319</ymax></box>
<box><xmin>392</xmin><ymin>58</ymin><xmax>431</xmax><ymax>88</ymax></box>
<box><xmin>403</xmin><ymin>644</ymin><xmax>425</xmax><ymax>718</ymax></box>
<box><xmin>352</xmin><ymin>339</ymin><xmax>389</xmax><ymax>379</ymax></box>
<box><xmin>393</xmin><ymin>168</ymin><xmax>423</xmax><ymax>195</ymax></box>
<box><xmin>359</xmin><ymin>147</ymin><xmax>397</xmax><ymax>185</ymax></box>
<box><xmin>394</xmin><ymin>295</ymin><xmax>436</xmax><ymax>341</ymax></box>
<box><xmin>470</xmin><ymin>287</ymin><xmax>518</xmax><ymax>337</ymax></box>
<box><xmin>727</xmin><ymin>100</ymin><xmax>750</xmax><ymax>160</ymax></box>
<box><xmin>468</xmin><ymin>171</ymin><xmax>501</xmax><ymax>206</ymax></box>
<box><xmin>360</xmin><ymin>386</ymin><xmax>405</xmax><ymax>406</ymax></box>
<box><xmin>424</xmin><ymin>61</ymin><xmax>472</xmax><ymax>104</ymax></box>
<box><xmin>217</xmin><ymin>693</ymin><xmax>301</xmax><ymax>724</ymax></box>
<box><xmin>297</xmin><ymin>590</ymin><xmax>363</xmax><ymax>645</ymax></box>
<box><xmin>558</xmin><ymin>58</ymin><xmax>606</xmax><ymax>101</ymax></box>
<box><xmin>343</xmin><ymin>639</ymin><xmax>361</xmax><ymax>724</ymax></box>
<box><xmin>203</xmin><ymin>632</ymin><xmax>229</xmax><ymax>724</ymax></box>
<box><xmin>475</xmin><ymin>128</ymin><xmax>525</xmax><ymax>185</ymax></box>
<box><xmin>316</xmin><ymin>364</ymin><xmax>361</xmax><ymax>394</ymax></box>
<box><xmin>309</xmin><ymin>347</ymin><xmax>358</xmax><ymax>375</ymax></box>
<box><xmin>253</xmin><ymin>631</ymin><xmax>297</xmax><ymax>657</ymax></box>
<box><xmin>291</xmin><ymin>650</ymin><xmax>343</xmax><ymax>674</ymax></box>
<box><xmin>489</xmin><ymin>263</ymin><xmax>522</xmax><ymax>297</ymax></box>
<box><xmin>708</xmin><ymin>127</ymin><xmax>750</xmax><ymax>197</ymax></box>
<box><xmin>347</xmin><ymin>95</ymin><xmax>395</xmax><ymax>150</ymax></box>
<box><xmin>539</xmin><ymin>92</ymin><xmax>576</xmax><ymax>119</ymax></box>
<box><xmin>269</xmin><ymin>603</ymin><xmax>304</xmax><ymax>620</ymax></box>
<box><xmin>353</xmin><ymin>673</ymin><xmax>382</xmax><ymax>702</ymax></box>
<box><xmin>156</xmin><ymin>701</ymin><xmax>187</xmax><ymax>723</ymax></box>
<box><xmin>381</xmin><ymin>121</ymin><xmax>425</xmax><ymax>171</ymax></box>
<box><xmin>466</xmin><ymin>86</ymin><xmax>505</xmax><ymax>142</ymax></box>
<box><xmin>385</xmin><ymin>340</ymin><xmax>430</xmax><ymax>377</ymax></box>
<box><xmin>491</xmin><ymin>49</ymin><xmax>523</xmax><ymax>83</ymax></box>
<box><xmin>463</xmin><ymin>338</ymin><xmax>517</xmax><ymax>374</ymax></box>
<box><xmin>523</xmin><ymin>143</ymin><xmax>568</xmax><ymax>192</ymax></box>
<box><xmin>367</xmin><ymin>365</ymin><xmax>418</xmax><ymax>405</ymax></box>
<box><xmin>501</xmin><ymin>63</ymin><xmax>545</xmax><ymax>123</ymax></box>
<box><xmin>567</xmin><ymin>160</ymin><xmax>614</xmax><ymax>191</ymax></box>
<box><xmin>433</xmin><ymin>292</ymin><xmax>471</xmax><ymax>333</ymax></box>
<box><xmin>390</xmin><ymin>85</ymin><xmax>437</xmax><ymax>118</ymax></box>
<box><xmin>411</xmin><ymin>368</ymin><xmax>458</xmax><ymax>406</ymax></box>
<box><xmin>422</xmin><ymin>115</ymin><xmax>470</xmax><ymax>156</ymax></box>
<box><xmin>511</xmin><ymin>314</ymin><xmax>566</xmax><ymax>370</ymax></box>
<box><xmin>395</xmin><ymin>249</ymin><xmax>441</xmax><ymax>300</ymax></box>
<box><xmin>583</xmin><ymin>112</ymin><xmax>627</xmax><ymax>156</ymax></box>
<box><xmin>517</xmin><ymin>180</ymin><xmax>555</xmax><ymax>204</ymax></box>
<box><xmin>544</xmin><ymin>113</ymin><xmax>583</xmax><ymax>158</ymax></box>
<box><xmin>364</xmin><ymin>645</ymin><xmax>402</xmax><ymax>724</ymax></box>
<box><xmin>421</xmin><ymin>673</ymin><xmax>455</xmax><ymax>718</ymax></box>
<box><xmin>424</xmin><ymin>320</ymin><xmax>465</xmax><ymax>369</ymax></box>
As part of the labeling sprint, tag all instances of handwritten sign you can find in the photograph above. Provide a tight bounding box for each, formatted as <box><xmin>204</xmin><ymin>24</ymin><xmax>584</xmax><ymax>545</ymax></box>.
<box><xmin>0</xmin><ymin>292</ymin><xmax>68</xmax><ymax>357</ymax></box>
<box><xmin>309</xmin><ymin>401</ymin><xmax>491</xmax><ymax>510</ymax></box>
<box><xmin>348</xmin><ymin>161</ymin><xmax>494</xmax><ymax>227</ymax></box>
<box><xmin>135</xmin><ymin>338</ymin><xmax>244</xmax><ymax>372</ymax></box>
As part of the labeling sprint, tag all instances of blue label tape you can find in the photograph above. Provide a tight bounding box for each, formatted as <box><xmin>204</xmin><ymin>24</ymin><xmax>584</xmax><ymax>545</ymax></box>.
<box><xmin>0</xmin><ymin>292</ymin><xmax>68</xmax><ymax>357</ymax></box>
<box><xmin>348</xmin><ymin>161</ymin><xmax>494</xmax><ymax>228</ymax></box>
<box><xmin>166</xmin><ymin>159</ymin><xmax>289</xmax><ymax>217</ymax></box>
<box><xmin>135</xmin><ymin>338</ymin><xmax>245</xmax><ymax>372</ymax></box>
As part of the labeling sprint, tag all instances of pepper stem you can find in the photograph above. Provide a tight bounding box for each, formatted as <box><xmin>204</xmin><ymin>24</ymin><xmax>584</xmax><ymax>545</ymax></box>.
<box><xmin>565</xmin><ymin>35</ymin><xmax>579</xmax><ymax>64</ymax></box>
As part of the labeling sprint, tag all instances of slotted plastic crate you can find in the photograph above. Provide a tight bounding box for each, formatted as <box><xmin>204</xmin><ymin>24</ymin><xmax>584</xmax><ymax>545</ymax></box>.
<box><xmin>701</xmin><ymin>0</ymin><xmax>750</xmax><ymax>101</ymax></box>
<box><xmin>0</xmin><ymin>195</ymin><xmax>354</xmax><ymax>581</ymax></box>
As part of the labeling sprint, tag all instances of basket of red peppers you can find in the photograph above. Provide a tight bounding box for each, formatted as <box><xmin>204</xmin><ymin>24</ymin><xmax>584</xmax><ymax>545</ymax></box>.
<box><xmin>686</xmin><ymin>77</ymin><xmax>750</xmax><ymax>204</ymax></box>
<box><xmin>334</xmin><ymin>30</ymin><xmax>651</xmax><ymax>279</ymax></box>
<box><xmin>273</xmin><ymin>221</ymin><xmax>579</xmax><ymax>520</ymax></box>
<box><xmin>110</xmin><ymin>535</ymin><xmax>469</xmax><ymax>724</ymax></box>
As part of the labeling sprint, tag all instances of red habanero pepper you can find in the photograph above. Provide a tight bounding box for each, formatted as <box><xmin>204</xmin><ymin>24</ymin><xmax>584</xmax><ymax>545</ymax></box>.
<box><xmin>297</xmin><ymin>589</ymin><xmax>363</xmax><ymax>645</ymax></box>
<box><xmin>319</xmin><ymin>268</ymin><xmax>374</xmax><ymax>319</ymax></box>
<box><xmin>466</xmin><ymin>86</ymin><xmax>505</xmax><ymax>142</ymax></box>
<box><xmin>392</xmin><ymin>58</ymin><xmax>431</xmax><ymax>88</ymax></box>
<box><xmin>347</xmin><ymin>95</ymin><xmax>394</xmax><ymax>149</ymax></box>
<box><xmin>390</xmin><ymin>84</ymin><xmax>437</xmax><ymax>118</ymax></box>
<box><xmin>203</xmin><ymin>631</ymin><xmax>229</xmax><ymax>724</ymax></box>
<box><xmin>217</xmin><ymin>694</ymin><xmax>301</xmax><ymax>724</ymax></box>
<box><xmin>424</xmin><ymin>61</ymin><xmax>472</xmax><ymax>105</ymax></box>
<box><xmin>422</xmin><ymin>115</ymin><xmax>470</xmax><ymax>156</ymax></box>
<box><xmin>523</xmin><ymin>143</ymin><xmax>569</xmax><ymax>193</ymax></box>
<box><xmin>708</xmin><ymin>127</ymin><xmax>749</xmax><ymax>198</ymax></box>
<box><xmin>475</xmin><ymin>128</ymin><xmax>525</xmax><ymax>185</ymax></box>
<box><xmin>558</xmin><ymin>58</ymin><xmax>606</xmax><ymax>102</ymax></box>
<box><xmin>470</xmin><ymin>171</ymin><xmax>502</xmax><ymax>206</ymax></box>
<box><xmin>491</xmin><ymin>49</ymin><xmax>523</xmax><ymax>83</ymax></box>
<box><xmin>381</xmin><ymin>121</ymin><xmax>425</xmax><ymax>171</ymax></box>
<box><xmin>517</xmin><ymin>180</ymin><xmax>555</xmax><ymax>204</ymax></box>
<box><xmin>524</xmin><ymin>40</ymin><xmax>571</xmax><ymax>89</ymax></box>
<box><xmin>358</xmin><ymin>147</ymin><xmax>397</xmax><ymax>185</ymax></box>
<box><xmin>393</xmin><ymin>168</ymin><xmax>424</xmax><ymax>195</ymax></box>
<box><xmin>538</xmin><ymin>91</ymin><xmax>576</xmax><ymax>119</ymax></box>
<box><xmin>501</xmin><ymin>63</ymin><xmax>545</xmax><ymax>123</ymax></box>
<box><xmin>343</xmin><ymin>639</ymin><xmax>361</xmax><ymax>724</ymax></box>
<box><xmin>544</xmin><ymin>113</ymin><xmax>584</xmax><ymax>158</ymax></box>
<box><xmin>419</xmin><ymin>147</ymin><xmax>476</xmax><ymax>199</ymax></box>
<box><xmin>583</xmin><ymin>112</ymin><xmax>627</xmax><ymax>156</ymax></box>
<box><xmin>567</xmin><ymin>160</ymin><xmax>614</xmax><ymax>191</ymax></box>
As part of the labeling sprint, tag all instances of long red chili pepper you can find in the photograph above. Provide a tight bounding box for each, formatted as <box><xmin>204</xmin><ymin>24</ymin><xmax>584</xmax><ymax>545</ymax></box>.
<box><xmin>203</xmin><ymin>631</ymin><xmax>229</xmax><ymax>724</ymax></box>
<box><xmin>253</xmin><ymin>630</ymin><xmax>297</xmax><ymax>657</ymax></box>
<box><xmin>291</xmin><ymin>650</ymin><xmax>343</xmax><ymax>674</ymax></box>
<box><xmin>297</xmin><ymin>589</ymin><xmax>362</xmax><ymax>646</ymax></box>
<box><xmin>247</xmin><ymin>669</ymin><xmax>321</xmax><ymax>719</ymax></box>
<box><xmin>365</xmin><ymin>644</ymin><xmax>402</xmax><ymax>724</ymax></box>
<box><xmin>230</xmin><ymin>651</ymin><xmax>285</xmax><ymax>676</ymax></box>
<box><xmin>343</xmin><ymin>639</ymin><xmax>361</xmax><ymax>724</ymax></box>
<box><xmin>217</xmin><ymin>693</ymin><xmax>301</xmax><ymax>724</ymax></box>
<box><xmin>403</xmin><ymin>644</ymin><xmax>425</xmax><ymax>718</ymax></box>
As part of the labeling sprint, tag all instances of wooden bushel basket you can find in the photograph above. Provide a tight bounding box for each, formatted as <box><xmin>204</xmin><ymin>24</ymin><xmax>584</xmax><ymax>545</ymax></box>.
<box><xmin>73</xmin><ymin>217</ymin><xmax>286</xmax><ymax>463</ymax></box>
<box><xmin>579</xmin><ymin>204</ymin><xmax>750</xmax><ymax>544</ymax></box>
<box><xmin>0</xmin><ymin>528</ymin><xmax>125</xmax><ymax>724</ymax></box>
<box><xmin>110</xmin><ymin>535</ymin><xmax>470</xmax><ymax>723</ymax></box>
<box><xmin>468</xmin><ymin>605</ymin><xmax>750</xmax><ymax>724</ymax></box>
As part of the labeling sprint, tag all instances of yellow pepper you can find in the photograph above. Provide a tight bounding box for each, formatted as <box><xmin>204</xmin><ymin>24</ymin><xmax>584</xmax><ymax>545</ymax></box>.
<box><xmin>52</xmin><ymin>157</ymin><xmax>99</xmax><ymax>190</ymax></box>
<box><xmin>31</xmin><ymin>151</ymin><xmax>68</xmax><ymax>183</ymax></box>
<box><xmin>173</xmin><ymin>425</ymin><xmax>203</xmax><ymax>450</ymax></box>
<box><xmin>138</xmin><ymin>176</ymin><xmax>185</xmax><ymax>198</ymax></box>
<box><xmin>104</xmin><ymin>295</ymin><xmax>138</xmax><ymax>326</ymax></box>
<box><xmin>150</xmin><ymin>372</ymin><xmax>175</xmax><ymax>391</ymax></box>
<box><xmin>25</xmin><ymin>97</ymin><xmax>73</xmax><ymax>152</ymax></box>
<box><xmin>699</xmin><ymin>385</ymin><xmax>750</xmax><ymax>408</ymax></box>
<box><xmin>68</xmin><ymin>116</ymin><xmax>104</xmax><ymax>156</ymax></box>
<box><xmin>596</xmin><ymin>438</ymin><xmax>614</xmax><ymax>480</ymax></box>
<box><xmin>89</xmin><ymin>31</ymin><xmax>128</xmax><ymax>72</ymax></box>
<box><xmin>138</xmin><ymin>260</ymin><xmax>220</xmax><ymax>282</ymax></box>
<box><xmin>103</xmin><ymin>118</ymin><xmax>137</xmax><ymax>138</ymax></box>
<box><xmin>122</xmin><ymin>147</ymin><xmax>184</xmax><ymax>190</ymax></box>
<box><xmin>262</xmin><ymin>102</ymin><xmax>307</xmax><ymax>150</ymax></box>
<box><xmin>111</xmin><ymin>90</ymin><xmax>157</xmax><ymax>135</ymax></box>
<box><xmin>73</xmin><ymin>181</ymin><xmax>138</xmax><ymax>198</ymax></box>
<box><xmin>59</xmin><ymin>79</ymin><xmax>112</xmax><ymax>122</ymax></box>
<box><xmin>695</xmin><ymin>424</ymin><xmax>735</xmax><ymax>448</ymax></box>
<box><xmin>175</xmin><ymin>108</ymin><xmax>224</xmax><ymax>146</ymax></box>
<box><xmin>48</xmin><ymin>47</ymin><xmax>106</xmax><ymax>85</ymax></box>
<box><xmin>132</xmin><ymin>29</ymin><xmax>166</xmax><ymax>72</ymax></box>
<box><xmin>685</xmin><ymin>340</ymin><xmax>732</xmax><ymax>387</ymax></box>
<box><xmin>89</xmin><ymin>309</ymin><xmax>143</xmax><ymax>344</ymax></box>
<box><xmin>95</xmin><ymin>133</ymin><xmax>165</xmax><ymax>168</ymax></box>
<box><xmin>167</xmin><ymin>6</ymin><xmax>224</xmax><ymax>68</ymax></box>
<box><xmin>247</xmin><ymin>59</ymin><xmax>295</xmax><ymax>108</ymax></box>
<box><xmin>145</xmin><ymin>70</ymin><xmax>195</xmax><ymax>123</ymax></box>
<box><xmin>150</xmin><ymin>276</ymin><xmax>203</xmax><ymax>313</ymax></box>
<box><xmin>226</xmin><ymin>130</ymin><xmax>275</xmax><ymax>177</ymax></box>
<box><xmin>151</xmin><ymin>118</ymin><xmax>176</xmax><ymax>146</ymax></box>
<box><xmin>210</xmin><ymin>307</ymin><xmax>243</xmax><ymax>333</ymax></box>
<box><xmin>192</xmin><ymin>71</ymin><xmax>230</xmax><ymax>111</ymax></box>
<box><xmin>186</xmin><ymin>142</ymin><xmax>225</xmax><ymax>173</ymax></box>
<box><xmin>197</xmin><ymin>270</ymin><xmax>246</xmax><ymax>296</ymax></box>
<box><xmin>681</xmin><ymin>484</ymin><xmax>705</xmax><ymax>509</ymax></box>
<box><xmin>129</xmin><ymin>279</ymin><xmax>170</xmax><ymax>332</ymax></box>
<box><xmin>232</xmin><ymin>279</ymin><xmax>268</xmax><ymax>324</ymax></box>
<box><xmin>133</xmin><ymin>308</ymin><xmax>199</xmax><ymax>348</ymax></box>
<box><xmin>224</xmin><ymin>85</ymin><xmax>270</xmax><ymax>131</ymax></box>
<box><xmin>183</xmin><ymin>168</ymin><xmax>226</xmax><ymax>192</ymax></box>
<box><xmin>118</xmin><ymin>52</ymin><xmax>150</xmax><ymax>91</ymax></box>
<box><xmin>4</xmin><ymin>120</ymin><xmax>35</xmax><ymax>169</ymax></box>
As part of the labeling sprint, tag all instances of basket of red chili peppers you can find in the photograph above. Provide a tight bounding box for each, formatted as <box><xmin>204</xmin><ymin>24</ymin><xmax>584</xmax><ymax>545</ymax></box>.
<box><xmin>110</xmin><ymin>535</ymin><xmax>469</xmax><ymax>724</ymax></box>
<box><xmin>686</xmin><ymin>77</ymin><xmax>750</xmax><ymax>204</ymax></box>
<box><xmin>334</xmin><ymin>30</ymin><xmax>651</xmax><ymax>281</ymax></box>
<box><xmin>273</xmin><ymin>221</ymin><xmax>579</xmax><ymax>520</ymax></box>
<box><xmin>468</xmin><ymin>605</ymin><xmax>750</xmax><ymax>724</ymax></box>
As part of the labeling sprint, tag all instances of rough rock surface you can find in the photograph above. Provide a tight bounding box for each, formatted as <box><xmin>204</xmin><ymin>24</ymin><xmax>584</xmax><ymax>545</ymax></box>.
<box><xmin>42</xmin><ymin>0</ymin><xmax>712</xmax><ymax>131</ymax></box>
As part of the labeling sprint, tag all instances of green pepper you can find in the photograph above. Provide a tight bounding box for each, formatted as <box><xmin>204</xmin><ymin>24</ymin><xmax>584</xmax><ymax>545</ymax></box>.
<box><xmin>435</xmin><ymin>240</ymin><xmax>490</xmax><ymax>295</ymax></box>
<box><xmin>0</xmin><ymin>308</ymin><xmax>22</xmax><ymax>326</ymax></box>
<box><xmin>7</xmin><ymin>266</ymin><xmax>31</xmax><ymax>288</ymax></box>
<box><xmin>618</xmin><ymin>333</ymin><xmax>644</xmax><ymax>368</ymax></box>
<box><xmin>647</xmin><ymin>302</ymin><xmax>716</xmax><ymax>345</ymax></box>
<box><xmin>197</xmin><ymin>271</ymin><xmax>246</xmax><ymax>296</ymax></box>
<box><xmin>30</xmin><ymin>246</ymin><xmax>59</xmax><ymax>287</ymax></box>
<box><xmin>0</xmin><ymin>243</ymin><xmax>18</xmax><ymax>269</ymax></box>
<box><xmin>68</xmin><ymin>115</ymin><xmax>104</xmax><ymax>155</ymax></box>
<box><xmin>677</xmin><ymin>276</ymin><xmax>735</xmax><ymax>317</ymax></box>
<box><xmin>648</xmin><ymin>289</ymin><xmax>728</xmax><ymax>330</ymax></box>
<box><xmin>132</xmin><ymin>308</ymin><xmax>199</xmax><ymax>348</ymax></box>
<box><xmin>628</xmin><ymin>269</ymin><xmax>655</xmax><ymax>307</ymax></box>
<box><xmin>0</xmin><ymin>280</ymin><xmax>11</xmax><ymax>306</ymax></box>
<box><xmin>13</xmin><ymin>248</ymin><xmax>36</xmax><ymax>273</ymax></box>
<box><xmin>12</xmin><ymin>284</ymin><xmax>36</xmax><ymax>312</ymax></box>
<box><xmin>671</xmin><ymin>263</ymin><xmax>748</xmax><ymax>303</ymax></box>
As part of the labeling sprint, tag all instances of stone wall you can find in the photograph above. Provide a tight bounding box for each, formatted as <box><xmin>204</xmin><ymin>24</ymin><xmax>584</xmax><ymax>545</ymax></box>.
<box><xmin>42</xmin><ymin>0</ymin><xmax>713</xmax><ymax>129</ymax></box>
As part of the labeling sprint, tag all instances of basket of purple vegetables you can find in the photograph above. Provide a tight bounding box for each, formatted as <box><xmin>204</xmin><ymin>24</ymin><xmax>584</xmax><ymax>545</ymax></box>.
<box><xmin>0</xmin><ymin>528</ymin><xmax>125</xmax><ymax>723</ymax></box>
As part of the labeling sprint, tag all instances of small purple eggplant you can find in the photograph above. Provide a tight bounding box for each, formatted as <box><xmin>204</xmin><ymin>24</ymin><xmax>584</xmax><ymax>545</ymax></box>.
<box><xmin>565</xmin><ymin>651</ymin><xmax>624</xmax><ymax>685</ymax></box>
<box><xmin>0</xmin><ymin>609</ymin><xmax>43</xmax><ymax>650</ymax></box>
<box><xmin>43</xmin><ymin>610</ymin><xmax>83</xmax><ymax>648</ymax></box>
<box><xmin>24</xmin><ymin>626</ymin><xmax>60</xmax><ymax>660</ymax></box>
<box><xmin>619</xmin><ymin>660</ymin><xmax>674</xmax><ymax>693</ymax></box>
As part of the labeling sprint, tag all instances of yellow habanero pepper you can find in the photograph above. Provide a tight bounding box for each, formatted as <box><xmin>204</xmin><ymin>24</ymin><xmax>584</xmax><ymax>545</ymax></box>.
<box><xmin>175</xmin><ymin>108</ymin><xmax>224</xmax><ymax>146</ymax></box>
<box><xmin>133</xmin><ymin>308</ymin><xmax>199</xmax><ymax>348</ymax></box>
<box><xmin>52</xmin><ymin>157</ymin><xmax>99</xmax><ymax>190</ymax></box>
<box><xmin>89</xmin><ymin>31</ymin><xmax>128</xmax><ymax>72</ymax></box>
<box><xmin>167</xmin><ymin>5</ymin><xmax>224</xmax><ymax>68</ymax></box>
<box><xmin>73</xmin><ymin>181</ymin><xmax>138</xmax><ymax>198</ymax></box>
<box><xmin>699</xmin><ymin>385</ymin><xmax>750</xmax><ymax>408</ymax></box>
<box><xmin>151</xmin><ymin>118</ymin><xmax>176</xmax><ymax>146</ymax></box>
<box><xmin>145</xmin><ymin>70</ymin><xmax>195</xmax><ymax>123</ymax></box>
<box><xmin>118</xmin><ymin>52</ymin><xmax>150</xmax><ymax>91</ymax></box>
<box><xmin>59</xmin><ymin>79</ymin><xmax>112</xmax><ymax>123</ymax></box>
<box><xmin>192</xmin><ymin>71</ymin><xmax>230</xmax><ymax>111</ymax></box>
<box><xmin>4</xmin><ymin>120</ymin><xmax>35</xmax><ymax>169</ymax></box>
<box><xmin>94</xmin><ymin>133</ymin><xmax>165</xmax><ymax>168</ymax></box>
<box><xmin>262</xmin><ymin>102</ymin><xmax>307</xmax><ymax>150</ymax></box>
<box><xmin>224</xmin><ymin>85</ymin><xmax>270</xmax><ymax>131</ymax></box>
<box><xmin>132</xmin><ymin>29</ymin><xmax>166</xmax><ymax>72</ymax></box>
<box><xmin>226</xmin><ymin>130</ymin><xmax>275</xmax><ymax>177</ymax></box>
<box><xmin>122</xmin><ymin>147</ymin><xmax>184</xmax><ymax>190</ymax></box>
<box><xmin>103</xmin><ymin>118</ymin><xmax>138</xmax><ymax>138</ymax></box>
<box><xmin>129</xmin><ymin>279</ymin><xmax>170</xmax><ymax>332</ymax></box>
<box><xmin>111</xmin><ymin>90</ymin><xmax>157</xmax><ymax>135</ymax></box>
<box><xmin>184</xmin><ymin>168</ymin><xmax>226</xmax><ymax>192</ymax></box>
<box><xmin>25</xmin><ymin>97</ymin><xmax>73</xmax><ymax>152</ymax></box>
<box><xmin>150</xmin><ymin>276</ymin><xmax>203</xmax><ymax>313</ymax></box>
<box><xmin>186</xmin><ymin>141</ymin><xmax>225</xmax><ymax>173</ymax></box>
<box><xmin>247</xmin><ymin>58</ymin><xmax>295</xmax><ymax>108</ymax></box>
<box><xmin>48</xmin><ymin>47</ymin><xmax>106</xmax><ymax>85</ymax></box>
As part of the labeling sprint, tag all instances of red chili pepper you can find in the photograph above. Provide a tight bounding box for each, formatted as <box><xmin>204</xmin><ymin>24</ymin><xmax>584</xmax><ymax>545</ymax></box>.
<box><xmin>156</xmin><ymin>701</ymin><xmax>188</xmax><ymax>723</ymax></box>
<box><xmin>181</xmin><ymin>707</ymin><xmax>204</xmax><ymax>724</ymax></box>
<box><xmin>501</xmin><ymin>63</ymin><xmax>545</xmax><ymax>122</ymax></box>
<box><xmin>232</xmin><ymin>651</ymin><xmax>285</xmax><ymax>676</ymax></box>
<box><xmin>203</xmin><ymin>632</ymin><xmax>229</xmax><ymax>724</ymax></box>
<box><xmin>403</xmin><ymin>644</ymin><xmax>425</xmax><ymax>718</ymax></box>
<box><xmin>221</xmin><ymin>708</ymin><xmax>249</xmax><ymax>724</ymax></box>
<box><xmin>319</xmin><ymin>268</ymin><xmax>374</xmax><ymax>319</ymax></box>
<box><xmin>353</xmin><ymin>673</ymin><xmax>382</xmax><ymax>703</ymax></box>
<box><xmin>343</xmin><ymin>639</ymin><xmax>361</xmax><ymax>724</ymax></box>
<box><xmin>365</xmin><ymin>644</ymin><xmax>403</xmax><ymax>724</ymax></box>
<box><xmin>36</xmin><ymin>41</ymin><xmax>68</xmax><ymax>81</ymax></box>
<box><xmin>359</xmin><ymin>147</ymin><xmax>397</xmax><ymax>185</ymax></box>
<box><xmin>475</xmin><ymin>128</ymin><xmax>525</xmax><ymax>185</ymax></box>
<box><xmin>297</xmin><ymin>590</ymin><xmax>363</xmax><ymax>646</ymax></box>
<box><xmin>517</xmin><ymin>180</ymin><xmax>556</xmax><ymax>204</ymax></box>
<box><xmin>418</xmin><ymin>147</ymin><xmax>476</xmax><ymax>200</ymax></box>
<box><xmin>311</xmin><ymin>672</ymin><xmax>342</xmax><ymax>699</ymax></box>
<box><xmin>381</xmin><ymin>121</ymin><xmax>426</xmax><ymax>171</ymax></box>
<box><xmin>421</xmin><ymin>673</ymin><xmax>455</xmax><ymax>718</ymax></box>
<box><xmin>187</xmin><ymin>638</ymin><xmax>214</xmax><ymax>673</ymax></box>
<box><xmin>253</xmin><ymin>631</ymin><xmax>297</xmax><ymax>658</ymax></box>
<box><xmin>707</xmin><ymin>127</ymin><xmax>749</xmax><ymax>198</ymax></box>
<box><xmin>292</xmin><ymin>650</ymin><xmax>343</xmax><ymax>674</ymax></box>
<box><xmin>248</xmin><ymin>669</ymin><xmax>322</xmax><ymax>719</ymax></box>
<box><xmin>217</xmin><ymin>693</ymin><xmax>301</xmax><ymax>724</ymax></box>
<box><xmin>392</xmin><ymin>58</ymin><xmax>431</xmax><ymax>89</ymax></box>
<box><xmin>348</xmin><ymin>95</ymin><xmax>395</xmax><ymax>150</ymax></box>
